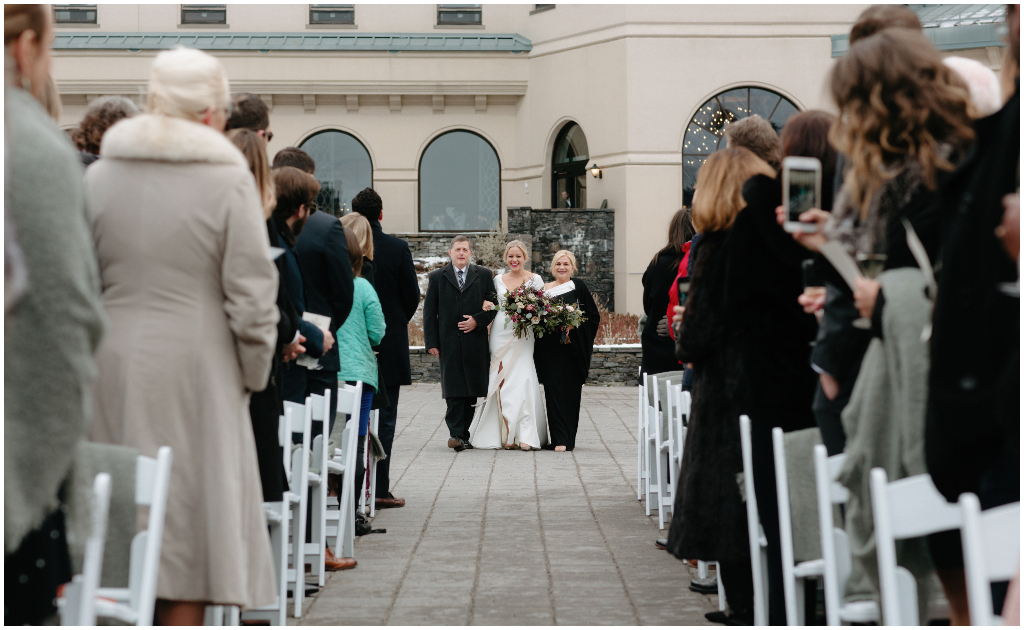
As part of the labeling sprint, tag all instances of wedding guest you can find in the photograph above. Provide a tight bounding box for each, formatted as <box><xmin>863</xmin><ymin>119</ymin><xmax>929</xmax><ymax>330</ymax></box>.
<box><xmin>4</xmin><ymin>5</ymin><xmax>106</xmax><ymax>624</ymax></box>
<box><xmin>227</xmin><ymin>128</ymin><xmax>297</xmax><ymax>505</ymax></box>
<box><xmin>84</xmin><ymin>47</ymin><xmax>279</xmax><ymax>624</ymax></box>
<box><xmin>272</xmin><ymin>146</ymin><xmax>316</xmax><ymax>173</ymax></box>
<box><xmin>640</xmin><ymin>209</ymin><xmax>692</xmax><ymax>378</ymax></box>
<box><xmin>225</xmin><ymin>92</ymin><xmax>272</xmax><ymax>143</ymax></box>
<box><xmin>534</xmin><ymin>250</ymin><xmax>600</xmax><ymax>452</ymax></box>
<box><xmin>342</xmin><ymin>212</ymin><xmax>376</xmax><ymax>285</ymax></box>
<box><xmin>351</xmin><ymin>187</ymin><xmax>420</xmax><ymax>509</ymax></box>
<box><xmin>335</xmin><ymin>224</ymin><xmax>385</xmax><ymax>519</ymax></box>
<box><xmin>666</xmin><ymin>147</ymin><xmax>778</xmax><ymax>625</ymax></box>
<box><xmin>71</xmin><ymin>95</ymin><xmax>139</xmax><ymax>166</ymax></box>
<box><xmin>926</xmin><ymin>3</ymin><xmax>1019</xmax><ymax>620</ymax></box>
<box><xmin>723</xmin><ymin>114</ymin><xmax>780</xmax><ymax>170</ymax></box>
<box><xmin>293</xmin><ymin>154</ymin><xmax>354</xmax><ymax>424</ymax></box>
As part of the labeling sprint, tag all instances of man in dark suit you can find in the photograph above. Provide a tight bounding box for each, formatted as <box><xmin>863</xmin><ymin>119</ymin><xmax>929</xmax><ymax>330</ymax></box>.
<box><xmin>271</xmin><ymin>167</ymin><xmax>329</xmax><ymax>404</ymax></box>
<box><xmin>351</xmin><ymin>188</ymin><xmax>420</xmax><ymax>509</ymax></box>
<box><xmin>423</xmin><ymin>235</ymin><xmax>498</xmax><ymax>451</ymax></box>
<box><xmin>290</xmin><ymin>157</ymin><xmax>354</xmax><ymax>427</ymax></box>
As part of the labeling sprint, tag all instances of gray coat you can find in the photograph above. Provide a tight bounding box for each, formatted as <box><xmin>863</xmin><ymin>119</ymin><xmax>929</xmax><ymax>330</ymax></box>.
<box><xmin>422</xmin><ymin>264</ymin><xmax>498</xmax><ymax>398</ymax></box>
<box><xmin>4</xmin><ymin>87</ymin><xmax>107</xmax><ymax>554</ymax></box>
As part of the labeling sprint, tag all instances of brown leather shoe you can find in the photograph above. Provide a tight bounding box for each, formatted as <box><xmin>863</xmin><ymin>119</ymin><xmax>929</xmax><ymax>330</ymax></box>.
<box><xmin>447</xmin><ymin>437</ymin><xmax>465</xmax><ymax>451</ymax></box>
<box><xmin>324</xmin><ymin>547</ymin><xmax>357</xmax><ymax>571</ymax></box>
<box><xmin>375</xmin><ymin>496</ymin><xmax>405</xmax><ymax>509</ymax></box>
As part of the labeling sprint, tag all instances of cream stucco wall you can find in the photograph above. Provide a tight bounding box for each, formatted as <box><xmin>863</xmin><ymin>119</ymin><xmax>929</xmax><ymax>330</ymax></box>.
<box><xmin>53</xmin><ymin>3</ymin><xmax>880</xmax><ymax>313</ymax></box>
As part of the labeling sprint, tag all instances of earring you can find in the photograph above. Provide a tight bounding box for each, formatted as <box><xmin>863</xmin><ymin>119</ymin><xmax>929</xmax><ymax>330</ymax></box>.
<box><xmin>20</xmin><ymin>76</ymin><xmax>31</xmax><ymax>92</ymax></box>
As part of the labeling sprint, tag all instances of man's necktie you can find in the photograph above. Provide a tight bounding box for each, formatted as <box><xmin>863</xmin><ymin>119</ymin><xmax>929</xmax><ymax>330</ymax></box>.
<box><xmin>457</xmin><ymin>269</ymin><xmax>465</xmax><ymax>290</ymax></box>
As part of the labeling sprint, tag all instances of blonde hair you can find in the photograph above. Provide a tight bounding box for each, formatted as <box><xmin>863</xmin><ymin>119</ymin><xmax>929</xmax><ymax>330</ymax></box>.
<box><xmin>504</xmin><ymin>239</ymin><xmax>529</xmax><ymax>261</ymax></box>
<box><xmin>147</xmin><ymin>47</ymin><xmax>230</xmax><ymax>122</ymax></box>
<box><xmin>549</xmin><ymin>250</ymin><xmax>577</xmax><ymax>276</ymax></box>
<box><xmin>227</xmin><ymin>128</ymin><xmax>275</xmax><ymax>219</ymax></box>
<box><xmin>341</xmin><ymin>213</ymin><xmax>374</xmax><ymax>261</ymax></box>
<box><xmin>691</xmin><ymin>148</ymin><xmax>775</xmax><ymax>233</ymax></box>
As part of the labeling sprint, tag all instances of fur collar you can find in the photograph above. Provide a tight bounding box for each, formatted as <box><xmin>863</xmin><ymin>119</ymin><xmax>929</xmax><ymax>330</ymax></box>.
<box><xmin>101</xmin><ymin>113</ymin><xmax>246</xmax><ymax>167</ymax></box>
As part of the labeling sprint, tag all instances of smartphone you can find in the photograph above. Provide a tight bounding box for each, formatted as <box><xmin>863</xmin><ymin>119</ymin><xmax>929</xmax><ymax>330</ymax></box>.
<box><xmin>782</xmin><ymin>156</ymin><xmax>822</xmax><ymax>233</ymax></box>
<box><xmin>677</xmin><ymin>278</ymin><xmax>690</xmax><ymax>302</ymax></box>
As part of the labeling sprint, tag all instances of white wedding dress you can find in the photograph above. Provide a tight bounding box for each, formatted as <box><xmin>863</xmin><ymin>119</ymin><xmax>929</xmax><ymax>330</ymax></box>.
<box><xmin>468</xmin><ymin>273</ymin><xmax>549</xmax><ymax>449</ymax></box>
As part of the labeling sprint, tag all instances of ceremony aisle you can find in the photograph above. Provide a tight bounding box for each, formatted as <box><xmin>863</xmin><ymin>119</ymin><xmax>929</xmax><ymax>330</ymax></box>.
<box><xmin>293</xmin><ymin>383</ymin><xmax>715</xmax><ymax>625</ymax></box>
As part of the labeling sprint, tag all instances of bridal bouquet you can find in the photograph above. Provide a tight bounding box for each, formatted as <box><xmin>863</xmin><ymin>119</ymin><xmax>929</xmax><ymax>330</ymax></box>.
<box><xmin>502</xmin><ymin>284</ymin><xmax>553</xmax><ymax>339</ymax></box>
<box><xmin>546</xmin><ymin>301</ymin><xmax>588</xmax><ymax>344</ymax></box>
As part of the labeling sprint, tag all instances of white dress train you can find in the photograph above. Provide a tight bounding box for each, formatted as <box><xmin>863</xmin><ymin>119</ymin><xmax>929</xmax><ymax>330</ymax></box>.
<box><xmin>468</xmin><ymin>273</ymin><xmax>549</xmax><ymax>449</ymax></box>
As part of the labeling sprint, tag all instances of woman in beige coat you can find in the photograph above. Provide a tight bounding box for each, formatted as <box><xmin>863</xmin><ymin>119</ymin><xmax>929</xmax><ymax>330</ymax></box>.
<box><xmin>84</xmin><ymin>47</ymin><xmax>278</xmax><ymax>624</ymax></box>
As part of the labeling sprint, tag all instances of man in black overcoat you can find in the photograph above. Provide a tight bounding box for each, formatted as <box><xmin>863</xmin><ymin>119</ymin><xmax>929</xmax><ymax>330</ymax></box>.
<box><xmin>423</xmin><ymin>235</ymin><xmax>498</xmax><ymax>451</ymax></box>
<box><xmin>351</xmin><ymin>188</ymin><xmax>420</xmax><ymax>508</ymax></box>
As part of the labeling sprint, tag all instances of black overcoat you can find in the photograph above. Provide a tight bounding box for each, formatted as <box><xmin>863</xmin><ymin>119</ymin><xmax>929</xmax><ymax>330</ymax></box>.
<box><xmin>641</xmin><ymin>252</ymin><xmax>683</xmax><ymax>376</ymax></box>
<box><xmin>295</xmin><ymin>209</ymin><xmax>354</xmax><ymax>372</ymax></box>
<box><xmin>370</xmin><ymin>220</ymin><xmax>420</xmax><ymax>386</ymax></box>
<box><xmin>422</xmin><ymin>264</ymin><xmax>498</xmax><ymax>398</ymax></box>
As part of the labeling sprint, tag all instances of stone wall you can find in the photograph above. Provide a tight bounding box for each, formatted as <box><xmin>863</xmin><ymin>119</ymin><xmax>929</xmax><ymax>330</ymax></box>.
<box><xmin>393</xmin><ymin>232</ymin><xmax>492</xmax><ymax>261</ymax></box>
<box><xmin>506</xmin><ymin>207</ymin><xmax>615</xmax><ymax>311</ymax></box>
<box><xmin>409</xmin><ymin>344</ymin><xmax>641</xmax><ymax>387</ymax></box>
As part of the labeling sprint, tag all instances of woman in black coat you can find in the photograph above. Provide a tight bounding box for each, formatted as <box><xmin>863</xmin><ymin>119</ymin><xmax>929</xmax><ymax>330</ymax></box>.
<box><xmin>534</xmin><ymin>250</ymin><xmax>601</xmax><ymax>451</ymax></box>
<box><xmin>640</xmin><ymin>209</ymin><xmax>693</xmax><ymax>377</ymax></box>
<box><xmin>667</xmin><ymin>147</ymin><xmax>816</xmax><ymax>624</ymax></box>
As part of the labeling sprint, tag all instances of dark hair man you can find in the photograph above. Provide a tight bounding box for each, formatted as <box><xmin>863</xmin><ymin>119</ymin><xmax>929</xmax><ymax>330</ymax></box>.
<box><xmin>350</xmin><ymin>187</ymin><xmax>420</xmax><ymax>510</ymax></box>
<box><xmin>225</xmin><ymin>93</ymin><xmax>272</xmax><ymax>142</ymax></box>
<box><xmin>272</xmin><ymin>147</ymin><xmax>316</xmax><ymax>174</ymax></box>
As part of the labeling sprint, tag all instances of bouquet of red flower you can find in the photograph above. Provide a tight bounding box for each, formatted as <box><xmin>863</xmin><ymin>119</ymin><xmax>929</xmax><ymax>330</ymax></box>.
<box><xmin>546</xmin><ymin>301</ymin><xmax>588</xmax><ymax>344</ymax></box>
<box><xmin>501</xmin><ymin>283</ymin><xmax>553</xmax><ymax>339</ymax></box>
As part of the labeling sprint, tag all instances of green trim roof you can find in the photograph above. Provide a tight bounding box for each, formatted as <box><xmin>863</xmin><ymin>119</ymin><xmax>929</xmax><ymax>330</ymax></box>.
<box><xmin>52</xmin><ymin>32</ymin><xmax>532</xmax><ymax>53</ymax></box>
<box><xmin>832</xmin><ymin>22</ymin><xmax>1006</xmax><ymax>57</ymax></box>
<box><xmin>908</xmin><ymin>4</ymin><xmax>1007</xmax><ymax>28</ymax></box>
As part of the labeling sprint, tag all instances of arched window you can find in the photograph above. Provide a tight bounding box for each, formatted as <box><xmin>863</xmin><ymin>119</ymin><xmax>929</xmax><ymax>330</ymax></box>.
<box><xmin>419</xmin><ymin>130</ymin><xmax>500</xmax><ymax>232</ymax></box>
<box><xmin>551</xmin><ymin>122</ymin><xmax>589</xmax><ymax>209</ymax></box>
<box><xmin>682</xmin><ymin>87</ymin><xmax>798</xmax><ymax>206</ymax></box>
<box><xmin>298</xmin><ymin>130</ymin><xmax>373</xmax><ymax>217</ymax></box>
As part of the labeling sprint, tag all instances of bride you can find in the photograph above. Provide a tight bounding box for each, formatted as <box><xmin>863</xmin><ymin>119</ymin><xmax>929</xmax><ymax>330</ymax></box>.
<box><xmin>469</xmin><ymin>241</ymin><xmax>549</xmax><ymax>450</ymax></box>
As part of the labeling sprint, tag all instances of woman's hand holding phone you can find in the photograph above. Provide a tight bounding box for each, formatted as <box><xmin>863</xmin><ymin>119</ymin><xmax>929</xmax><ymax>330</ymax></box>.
<box><xmin>777</xmin><ymin>205</ymin><xmax>829</xmax><ymax>252</ymax></box>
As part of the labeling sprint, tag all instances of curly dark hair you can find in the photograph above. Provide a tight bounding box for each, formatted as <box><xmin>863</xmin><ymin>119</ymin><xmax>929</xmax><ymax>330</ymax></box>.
<box><xmin>71</xmin><ymin>96</ymin><xmax>139</xmax><ymax>155</ymax></box>
<box><xmin>351</xmin><ymin>187</ymin><xmax>383</xmax><ymax>222</ymax></box>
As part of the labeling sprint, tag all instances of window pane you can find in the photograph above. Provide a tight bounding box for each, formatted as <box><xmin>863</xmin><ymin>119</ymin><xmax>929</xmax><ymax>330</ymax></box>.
<box><xmin>717</xmin><ymin>88</ymin><xmax>749</xmax><ymax>123</ymax></box>
<box><xmin>298</xmin><ymin>131</ymin><xmax>373</xmax><ymax>217</ymax></box>
<box><xmin>682</xmin><ymin>156</ymin><xmax>706</xmax><ymax>207</ymax></box>
<box><xmin>420</xmin><ymin>131</ymin><xmax>500</xmax><ymax>231</ymax></box>
<box><xmin>553</xmin><ymin>122</ymin><xmax>589</xmax><ymax>165</ymax></box>
<box><xmin>682</xmin><ymin>123</ymin><xmax>720</xmax><ymax>156</ymax></box>
<box><xmin>749</xmin><ymin>88</ymin><xmax>781</xmax><ymax>121</ymax></box>
<box><xmin>54</xmin><ymin>4</ymin><xmax>97</xmax><ymax>24</ymax></box>
<box><xmin>181</xmin><ymin>5</ymin><xmax>227</xmax><ymax>24</ymax></box>
<box><xmin>768</xmin><ymin>98</ymin><xmax>799</xmax><ymax>133</ymax></box>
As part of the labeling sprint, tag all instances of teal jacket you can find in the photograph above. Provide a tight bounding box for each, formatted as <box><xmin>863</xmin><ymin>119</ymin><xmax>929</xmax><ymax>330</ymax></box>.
<box><xmin>336</xmin><ymin>276</ymin><xmax>386</xmax><ymax>391</ymax></box>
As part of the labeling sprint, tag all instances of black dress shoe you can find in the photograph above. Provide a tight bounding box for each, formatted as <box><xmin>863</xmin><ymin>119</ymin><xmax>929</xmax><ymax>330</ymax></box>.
<box><xmin>655</xmin><ymin>538</ymin><xmax>668</xmax><ymax>550</ymax></box>
<box><xmin>690</xmin><ymin>576</ymin><xmax>719</xmax><ymax>594</ymax></box>
<box><xmin>355</xmin><ymin>515</ymin><xmax>372</xmax><ymax>536</ymax></box>
<box><xmin>704</xmin><ymin>611</ymin><xmax>728</xmax><ymax>624</ymax></box>
<box><xmin>460</xmin><ymin>438</ymin><xmax>474</xmax><ymax>449</ymax></box>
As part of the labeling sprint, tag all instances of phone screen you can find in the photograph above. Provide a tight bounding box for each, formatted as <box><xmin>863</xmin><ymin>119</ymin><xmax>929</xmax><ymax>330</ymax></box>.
<box><xmin>677</xmin><ymin>278</ymin><xmax>690</xmax><ymax>301</ymax></box>
<box><xmin>787</xmin><ymin>169</ymin><xmax>819</xmax><ymax>223</ymax></box>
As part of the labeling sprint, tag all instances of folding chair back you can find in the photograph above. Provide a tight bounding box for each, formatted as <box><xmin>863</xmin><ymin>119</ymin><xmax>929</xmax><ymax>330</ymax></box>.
<box><xmin>326</xmin><ymin>381</ymin><xmax>363</xmax><ymax>560</ymax></box>
<box><xmin>959</xmin><ymin>495</ymin><xmax>1020</xmax><ymax>626</ymax></box>
<box><xmin>637</xmin><ymin>377</ymin><xmax>647</xmax><ymax>502</ymax></box>
<box><xmin>739</xmin><ymin>414</ymin><xmax>769</xmax><ymax>626</ymax></box>
<box><xmin>869</xmin><ymin>469</ymin><xmax>962</xmax><ymax>625</ymax></box>
<box><xmin>60</xmin><ymin>472</ymin><xmax>112</xmax><ymax>626</ymax></box>
<box><xmin>305</xmin><ymin>390</ymin><xmax>332</xmax><ymax>587</ymax></box>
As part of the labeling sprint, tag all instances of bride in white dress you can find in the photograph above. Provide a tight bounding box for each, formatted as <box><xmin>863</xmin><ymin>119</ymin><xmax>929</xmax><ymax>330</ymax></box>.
<box><xmin>469</xmin><ymin>240</ymin><xmax>549</xmax><ymax>450</ymax></box>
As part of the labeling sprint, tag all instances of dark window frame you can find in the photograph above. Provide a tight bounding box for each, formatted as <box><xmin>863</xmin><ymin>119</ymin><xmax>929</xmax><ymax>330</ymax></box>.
<box><xmin>180</xmin><ymin>4</ymin><xmax>227</xmax><ymax>25</ymax></box>
<box><xmin>53</xmin><ymin>4</ymin><xmax>98</xmax><ymax>25</ymax></box>
<box><xmin>297</xmin><ymin>129</ymin><xmax>374</xmax><ymax>218</ymax></box>
<box><xmin>551</xmin><ymin>121</ymin><xmax>589</xmax><ymax>209</ymax></box>
<box><xmin>309</xmin><ymin>4</ymin><xmax>355</xmax><ymax>25</ymax></box>
<box><xmin>681</xmin><ymin>86</ymin><xmax>798</xmax><ymax>206</ymax></box>
<box><xmin>418</xmin><ymin>129</ymin><xmax>502</xmax><ymax>233</ymax></box>
<box><xmin>437</xmin><ymin>4</ymin><xmax>483</xmax><ymax>26</ymax></box>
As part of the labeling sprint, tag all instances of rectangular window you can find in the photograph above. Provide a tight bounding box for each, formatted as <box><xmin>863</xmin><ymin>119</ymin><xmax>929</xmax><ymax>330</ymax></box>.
<box><xmin>309</xmin><ymin>4</ymin><xmax>355</xmax><ymax>25</ymax></box>
<box><xmin>534</xmin><ymin>4</ymin><xmax>555</xmax><ymax>11</ymax></box>
<box><xmin>437</xmin><ymin>4</ymin><xmax>482</xmax><ymax>26</ymax></box>
<box><xmin>180</xmin><ymin>4</ymin><xmax>227</xmax><ymax>25</ymax></box>
<box><xmin>53</xmin><ymin>4</ymin><xmax>97</xmax><ymax>25</ymax></box>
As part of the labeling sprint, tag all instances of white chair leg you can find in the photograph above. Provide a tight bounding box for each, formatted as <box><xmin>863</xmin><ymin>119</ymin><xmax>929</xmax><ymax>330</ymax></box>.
<box><xmin>794</xmin><ymin>577</ymin><xmax>806</xmax><ymax>626</ymax></box>
<box><xmin>716</xmin><ymin>562</ymin><xmax>727</xmax><ymax>611</ymax></box>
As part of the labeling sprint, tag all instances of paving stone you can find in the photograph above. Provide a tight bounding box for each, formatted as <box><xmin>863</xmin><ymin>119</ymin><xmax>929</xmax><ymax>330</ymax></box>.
<box><xmin>294</xmin><ymin>384</ymin><xmax>714</xmax><ymax>626</ymax></box>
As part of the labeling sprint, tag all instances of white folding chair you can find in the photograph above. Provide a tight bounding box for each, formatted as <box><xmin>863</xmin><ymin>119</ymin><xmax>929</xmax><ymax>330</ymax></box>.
<box><xmin>366</xmin><ymin>410</ymin><xmax>381</xmax><ymax>518</ymax></box>
<box><xmin>59</xmin><ymin>473</ymin><xmax>112</xmax><ymax>626</ymax></box>
<box><xmin>648</xmin><ymin>374</ymin><xmax>674</xmax><ymax>529</ymax></box>
<box><xmin>304</xmin><ymin>389</ymin><xmax>332</xmax><ymax>588</ymax></box>
<box><xmin>668</xmin><ymin>385</ymin><xmax>689</xmax><ymax>485</ymax></box>
<box><xmin>637</xmin><ymin>376</ymin><xmax>647</xmax><ymax>502</ymax></box>
<box><xmin>870</xmin><ymin>468</ymin><xmax>960</xmax><ymax>625</ymax></box>
<box><xmin>812</xmin><ymin>445</ymin><xmax>879</xmax><ymax>625</ymax></box>
<box><xmin>959</xmin><ymin>495</ymin><xmax>1020</xmax><ymax>626</ymax></box>
<box><xmin>89</xmin><ymin>446</ymin><xmax>173</xmax><ymax>626</ymax></box>
<box><xmin>283</xmin><ymin>399</ymin><xmax>312</xmax><ymax>619</ymax></box>
<box><xmin>738</xmin><ymin>414</ymin><xmax>770</xmax><ymax>626</ymax></box>
<box><xmin>204</xmin><ymin>605</ymin><xmax>239</xmax><ymax>625</ymax></box>
<box><xmin>241</xmin><ymin>412</ymin><xmax>295</xmax><ymax>626</ymax></box>
<box><xmin>326</xmin><ymin>381</ymin><xmax>363</xmax><ymax>561</ymax></box>
<box><xmin>771</xmin><ymin>427</ymin><xmax>825</xmax><ymax>625</ymax></box>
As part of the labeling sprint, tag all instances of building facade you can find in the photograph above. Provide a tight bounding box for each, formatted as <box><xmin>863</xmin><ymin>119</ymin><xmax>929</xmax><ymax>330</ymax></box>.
<box><xmin>51</xmin><ymin>4</ymin><xmax>1007</xmax><ymax>313</ymax></box>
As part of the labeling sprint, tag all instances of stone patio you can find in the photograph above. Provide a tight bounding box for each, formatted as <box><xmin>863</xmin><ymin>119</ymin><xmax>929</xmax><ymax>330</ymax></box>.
<box><xmin>292</xmin><ymin>384</ymin><xmax>716</xmax><ymax>626</ymax></box>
